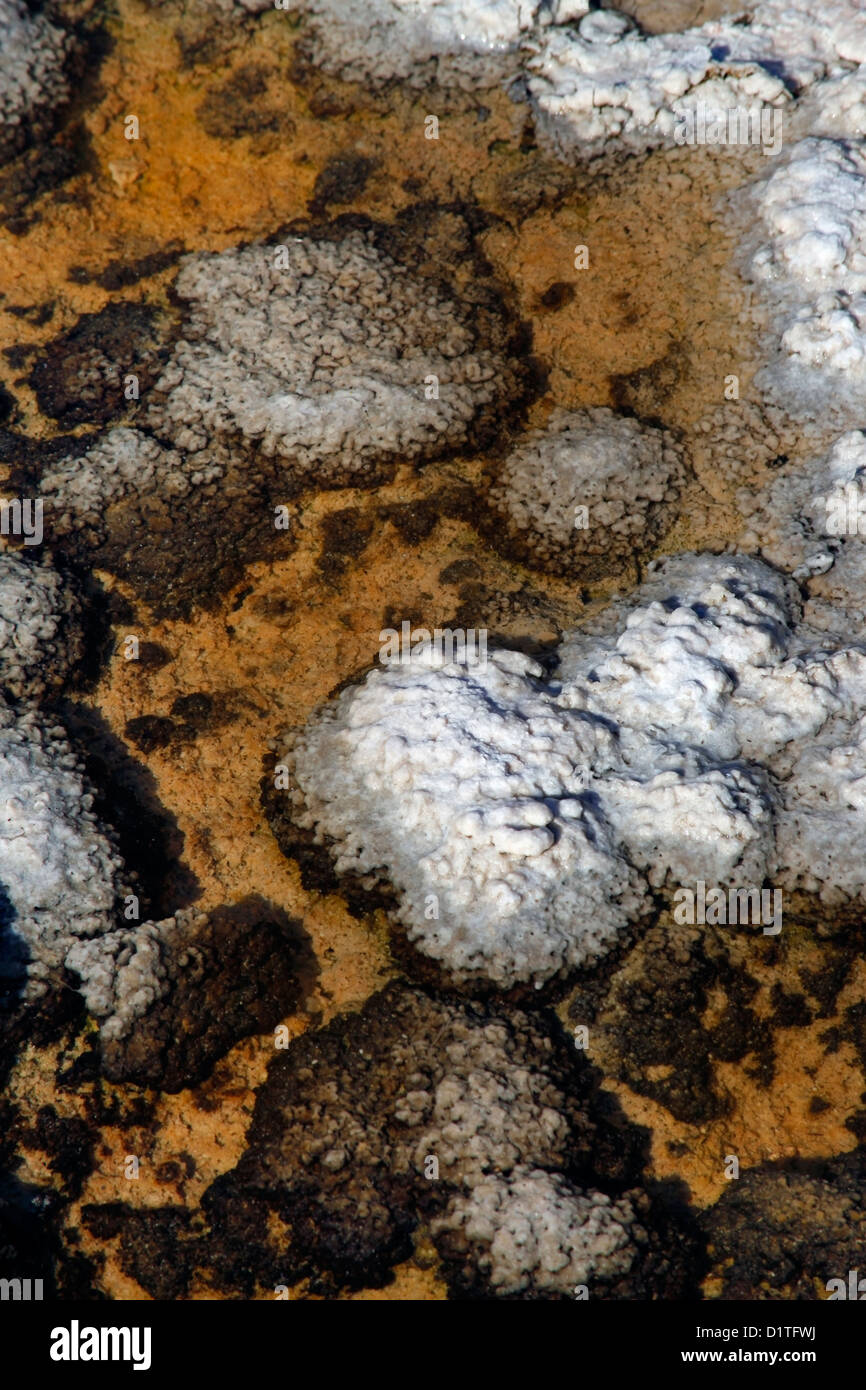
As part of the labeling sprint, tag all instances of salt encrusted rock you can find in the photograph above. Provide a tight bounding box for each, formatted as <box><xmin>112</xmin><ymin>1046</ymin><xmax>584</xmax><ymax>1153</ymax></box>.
<box><xmin>274</xmin><ymin>551</ymin><xmax>866</xmax><ymax>987</ymax></box>
<box><xmin>524</xmin><ymin>0</ymin><xmax>862</xmax><ymax>158</ymax></box>
<box><xmin>689</xmin><ymin>400</ymin><xmax>817</xmax><ymax>499</ymax></box>
<box><xmin>65</xmin><ymin>898</ymin><xmax>313</xmax><ymax>1091</ymax></box>
<box><xmin>276</xmin><ymin>644</ymin><xmax>650</xmax><ymax>989</ymax></box>
<box><xmin>0</xmin><ymin>552</ymin><xmax>124</xmax><ymax>1018</ymax></box>
<box><xmin>35</xmin><ymin>216</ymin><xmax>532</xmax><ymax>615</ymax></box>
<box><xmin>38</xmin><ymin>428</ymin><xmax>215</xmax><ymax>551</ymax></box>
<box><xmin>237</xmin><ymin>984</ymin><xmax>595</xmax><ymax>1195</ymax></box>
<box><xmin>0</xmin><ymin>697</ymin><xmax>126</xmax><ymax>1005</ymax></box>
<box><xmin>146</xmin><ymin>228</ymin><xmax>523</xmax><ymax>486</ymax></box>
<box><xmin>42</xmin><ymin>222</ymin><xmax>530</xmax><ymax>553</ymax></box>
<box><xmin>560</xmin><ymin>552</ymin><xmax>866</xmax><ymax>912</ymax></box>
<box><xmin>35</xmin><ymin>426</ymin><xmax>271</xmax><ymax>619</ymax></box>
<box><xmin>795</xmin><ymin>70</ymin><xmax>866</xmax><ymax>141</ymax></box>
<box><xmin>0</xmin><ymin>551</ymin><xmax>83</xmax><ymax>699</ymax></box>
<box><xmin>277</xmin><ymin>0</ymin><xmax>863</xmax><ymax>110</ymax></box>
<box><xmin>485</xmin><ymin>406</ymin><xmax>685</xmax><ymax>577</ymax></box>
<box><xmin>736</xmin><ymin>431</ymin><xmax>866</xmax><ymax>580</ymax></box>
<box><xmin>557</xmin><ymin>552</ymin><xmax>806</xmax><ymax>762</ymax></box>
<box><xmin>289</xmin><ymin>0</ymin><xmax>574</xmax><ymax>90</ymax></box>
<box><xmin>805</xmin><ymin>544</ymin><xmax>866</xmax><ymax>638</ymax></box>
<box><xmin>0</xmin><ymin>0</ymin><xmax>78</xmax><ymax>164</ymax></box>
<box><xmin>775</xmin><ymin>711</ymin><xmax>866</xmax><ymax>909</ymax></box>
<box><xmin>736</xmin><ymin>138</ymin><xmax>866</xmax><ymax>423</ymax></box>
<box><xmin>432</xmin><ymin>1168</ymin><xmax>637</xmax><ymax>1297</ymax></box>
<box><xmin>211</xmin><ymin>981</ymin><xmax>671</xmax><ymax>1294</ymax></box>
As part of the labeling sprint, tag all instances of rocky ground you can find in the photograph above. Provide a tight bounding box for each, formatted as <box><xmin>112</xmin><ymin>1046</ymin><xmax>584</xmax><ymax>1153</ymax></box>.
<box><xmin>1</xmin><ymin>0</ymin><xmax>865</xmax><ymax>1300</ymax></box>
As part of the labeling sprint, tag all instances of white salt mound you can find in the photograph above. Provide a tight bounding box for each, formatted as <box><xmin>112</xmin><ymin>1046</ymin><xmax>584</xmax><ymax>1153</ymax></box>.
<box><xmin>289</xmin><ymin>0</ymin><xmax>574</xmax><ymax>89</ymax></box>
<box><xmin>48</xmin><ymin>229</ymin><xmax>522</xmax><ymax>526</ymax></box>
<box><xmin>0</xmin><ymin>0</ymin><xmax>75</xmax><ymax>162</ymax></box>
<box><xmin>525</xmin><ymin>0</ymin><xmax>865</xmax><ymax>157</ymax></box>
<box><xmin>433</xmin><ymin>1167</ymin><xmax>638</xmax><ymax>1295</ymax></box>
<box><xmin>281</xmin><ymin>551</ymin><xmax>866</xmax><ymax>988</ymax></box>
<box><xmin>487</xmin><ymin>406</ymin><xmax>684</xmax><ymax>575</ymax></box>
<box><xmin>0</xmin><ymin>699</ymin><xmax>127</xmax><ymax>1002</ymax></box>
<box><xmin>737</xmin><ymin>137</ymin><xmax>866</xmax><ymax>423</ymax></box>
<box><xmin>0</xmin><ymin>551</ymin><xmax>82</xmax><ymax>698</ymax></box>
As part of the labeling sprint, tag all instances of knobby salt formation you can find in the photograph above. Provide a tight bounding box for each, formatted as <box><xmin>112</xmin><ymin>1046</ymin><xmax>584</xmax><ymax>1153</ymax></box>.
<box><xmin>484</xmin><ymin>406</ymin><xmax>685</xmax><ymax>578</ymax></box>
<box><xmin>525</xmin><ymin>0</ymin><xmax>865</xmax><ymax>158</ymax></box>
<box><xmin>199</xmin><ymin>981</ymin><xmax>684</xmax><ymax>1297</ymax></box>
<box><xmin>271</xmin><ymin>552</ymin><xmax>866</xmax><ymax>989</ymax></box>
<box><xmin>36</xmin><ymin>217</ymin><xmax>534</xmax><ymax>613</ymax></box>
<box><xmin>0</xmin><ymin>0</ymin><xmax>80</xmax><ymax>165</ymax></box>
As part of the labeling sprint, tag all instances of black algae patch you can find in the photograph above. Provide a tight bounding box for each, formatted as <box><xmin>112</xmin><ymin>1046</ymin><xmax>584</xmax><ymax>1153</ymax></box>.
<box><xmin>29</xmin><ymin>301</ymin><xmax>175</xmax><ymax>428</ymax></box>
<box><xmin>702</xmin><ymin>1151</ymin><xmax>866</xmax><ymax>1299</ymax></box>
<box><xmin>310</xmin><ymin>152</ymin><xmax>377</xmax><ymax>216</ymax></box>
<box><xmin>197</xmin><ymin>64</ymin><xmax>295</xmax><ymax>142</ymax></box>
<box><xmin>567</xmin><ymin>922</ymin><xmax>774</xmax><ymax>1125</ymax></box>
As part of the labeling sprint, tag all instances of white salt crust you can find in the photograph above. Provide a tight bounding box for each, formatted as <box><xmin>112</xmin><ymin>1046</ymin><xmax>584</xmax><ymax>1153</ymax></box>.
<box><xmin>283</xmin><ymin>551</ymin><xmax>866</xmax><ymax>988</ymax></box>
<box><xmin>39</xmin><ymin>428</ymin><xmax>216</xmax><ymax>548</ymax></box>
<box><xmin>286</xmin><ymin>0</ymin><xmax>584</xmax><ymax>89</ymax></box>
<box><xmin>486</xmin><ymin>406</ymin><xmax>684</xmax><ymax>572</ymax></box>
<box><xmin>148</xmin><ymin>232</ymin><xmax>509</xmax><ymax>475</ymax></box>
<box><xmin>795</xmin><ymin>70</ymin><xmax>866</xmax><ymax>142</ymax></box>
<box><xmin>736</xmin><ymin>430</ymin><xmax>866</xmax><ymax>581</ymax></box>
<box><xmin>47</xmin><ymin>229</ymin><xmax>519</xmax><ymax>525</ymax></box>
<box><xmin>0</xmin><ymin>550</ymin><xmax>82</xmax><ymax>698</ymax></box>
<box><xmin>525</xmin><ymin>0</ymin><xmax>866</xmax><ymax>157</ymax></box>
<box><xmin>561</xmin><ymin>552</ymin><xmax>866</xmax><ymax>913</ymax></box>
<box><xmin>66</xmin><ymin>909</ymin><xmax>208</xmax><ymax>1042</ymax></box>
<box><xmin>0</xmin><ymin>0</ymin><xmax>74</xmax><ymax>160</ymax></box>
<box><xmin>0</xmin><ymin>556</ymin><xmax>187</xmax><ymax>1034</ymax></box>
<box><xmin>265</xmin><ymin>0</ymin><xmax>863</xmax><ymax>116</ymax></box>
<box><xmin>285</xmin><ymin>645</ymin><xmax>650</xmax><ymax>988</ymax></box>
<box><xmin>432</xmin><ymin>1167</ymin><xmax>638</xmax><ymax>1295</ymax></box>
<box><xmin>736</xmin><ymin>137</ymin><xmax>866</xmax><ymax>423</ymax></box>
<box><xmin>0</xmin><ymin>698</ymin><xmax>127</xmax><ymax>1002</ymax></box>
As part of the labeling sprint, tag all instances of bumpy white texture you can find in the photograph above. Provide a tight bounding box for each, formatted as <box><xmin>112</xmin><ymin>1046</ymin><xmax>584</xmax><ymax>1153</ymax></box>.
<box><xmin>525</xmin><ymin>0</ymin><xmax>864</xmax><ymax>156</ymax></box>
<box><xmin>285</xmin><ymin>645</ymin><xmax>649</xmax><ymax>988</ymax></box>
<box><xmin>804</xmin><ymin>543</ymin><xmax>866</xmax><ymax>640</ymax></box>
<box><xmin>527</xmin><ymin>10</ymin><xmax>784</xmax><ymax>156</ymax></box>
<box><xmin>0</xmin><ymin>699</ymin><xmax>126</xmax><ymax>1001</ymax></box>
<box><xmin>559</xmin><ymin>551</ymin><xmax>866</xmax><ymax>910</ymax></box>
<box><xmin>774</xmin><ymin>697</ymin><xmax>866</xmax><ymax>908</ymax></box>
<box><xmin>0</xmin><ymin>551</ymin><xmax>82</xmax><ymax>698</ymax></box>
<box><xmin>46</xmin><ymin>230</ymin><xmax>515</xmax><ymax>525</ymax></box>
<box><xmin>736</xmin><ymin>431</ymin><xmax>866</xmax><ymax>579</ymax></box>
<box><xmin>559</xmin><ymin>552</ymin><xmax>811</xmax><ymax>762</ymax></box>
<box><xmin>289</xmin><ymin>0</ymin><xmax>575</xmax><ymax>89</ymax></box>
<box><xmin>284</xmin><ymin>551</ymin><xmax>866</xmax><ymax>986</ymax></box>
<box><xmin>65</xmin><ymin>908</ymin><xmax>208</xmax><ymax>1042</ymax></box>
<box><xmin>0</xmin><ymin>0</ymin><xmax>74</xmax><ymax>161</ymax></box>
<box><xmin>796</xmin><ymin>71</ymin><xmax>866</xmax><ymax>141</ymax></box>
<box><xmin>277</xmin><ymin>0</ymin><xmax>864</xmax><ymax>107</ymax></box>
<box><xmin>389</xmin><ymin>1007</ymin><xmax>580</xmax><ymax>1186</ymax></box>
<box><xmin>486</xmin><ymin>406</ymin><xmax>684</xmax><ymax>573</ymax></box>
<box><xmin>737</xmin><ymin>138</ymin><xmax>866</xmax><ymax>421</ymax></box>
<box><xmin>146</xmin><ymin>231</ymin><xmax>512</xmax><ymax>484</ymax></box>
<box><xmin>433</xmin><ymin>1167</ymin><xmax>637</xmax><ymax>1295</ymax></box>
<box><xmin>557</xmin><ymin>554</ymin><xmax>789</xmax><ymax>888</ymax></box>
<box><xmin>39</xmin><ymin>428</ymin><xmax>219</xmax><ymax>546</ymax></box>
